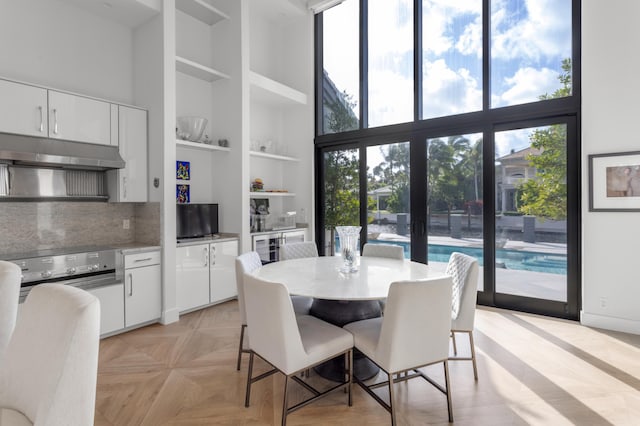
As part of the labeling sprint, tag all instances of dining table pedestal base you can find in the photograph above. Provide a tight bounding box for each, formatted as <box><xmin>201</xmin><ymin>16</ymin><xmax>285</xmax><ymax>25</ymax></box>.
<box><xmin>310</xmin><ymin>299</ymin><xmax>382</xmax><ymax>382</ymax></box>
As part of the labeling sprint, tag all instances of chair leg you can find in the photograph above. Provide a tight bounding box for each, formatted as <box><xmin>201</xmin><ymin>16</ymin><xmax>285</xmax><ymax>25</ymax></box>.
<box><xmin>443</xmin><ymin>360</ymin><xmax>453</xmax><ymax>423</ymax></box>
<box><xmin>237</xmin><ymin>324</ymin><xmax>247</xmax><ymax>371</ymax></box>
<box><xmin>451</xmin><ymin>330</ymin><xmax>458</xmax><ymax>355</ymax></box>
<box><xmin>281</xmin><ymin>375</ymin><xmax>290</xmax><ymax>426</ymax></box>
<box><xmin>244</xmin><ymin>352</ymin><xmax>255</xmax><ymax>407</ymax></box>
<box><xmin>468</xmin><ymin>330</ymin><xmax>478</xmax><ymax>381</ymax></box>
<box><xmin>347</xmin><ymin>349</ymin><xmax>353</xmax><ymax>406</ymax></box>
<box><xmin>388</xmin><ymin>371</ymin><xmax>396</xmax><ymax>426</ymax></box>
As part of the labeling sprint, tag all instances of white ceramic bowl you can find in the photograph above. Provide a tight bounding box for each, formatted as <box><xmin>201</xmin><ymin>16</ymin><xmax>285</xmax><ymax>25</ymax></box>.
<box><xmin>176</xmin><ymin>116</ymin><xmax>208</xmax><ymax>142</ymax></box>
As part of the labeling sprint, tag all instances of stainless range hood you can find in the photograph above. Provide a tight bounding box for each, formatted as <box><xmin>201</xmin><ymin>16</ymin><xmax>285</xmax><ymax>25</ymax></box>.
<box><xmin>0</xmin><ymin>133</ymin><xmax>125</xmax><ymax>170</ymax></box>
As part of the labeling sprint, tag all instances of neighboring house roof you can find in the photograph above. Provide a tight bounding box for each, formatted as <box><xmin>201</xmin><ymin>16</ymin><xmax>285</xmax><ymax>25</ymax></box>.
<box><xmin>368</xmin><ymin>186</ymin><xmax>393</xmax><ymax>196</ymax></box>
<box><xmin>497</xmin><ymin>147</ymin><xmax>542</xmax><ymax>164</ymax></box>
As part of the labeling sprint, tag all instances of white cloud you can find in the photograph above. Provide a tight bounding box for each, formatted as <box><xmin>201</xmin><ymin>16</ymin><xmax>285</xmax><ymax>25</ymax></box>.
<box><xmin>497</xmin><ymin>66</ymin><xmax>559</xmax><ymax>107</ymax></box>
<box><xmin>423</xmin><ymin>0</ymin><xmax>482</xmax><ymax>56</ymax></box>
<box><xmin>422</xmin><ymin>59</ymin><xmax>482</xmax><ymax>118</ymax></box>
<box><xmin>368</xmin><ymin>69</ymin><xmax>414</xmax><ymax>127</ymax></box>
<box><xmin>495</xmin><ymin>128</ymin><xmax>533</xmax><ymax>158</ymax></box>
<box><xmin>491</xmin><ymin>0</ymin><xmax>572</xmax><ymax>62</ymax></box>
<box><xmin>456</xmin><ymin>14</ymin><xmax>482</xmax><ymax>58</ymax></box>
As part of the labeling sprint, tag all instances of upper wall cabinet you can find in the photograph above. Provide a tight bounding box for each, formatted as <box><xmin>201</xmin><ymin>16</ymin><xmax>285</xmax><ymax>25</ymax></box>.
<box><xmin>108</xmin><ymin>105</ymin><xmax>148</xmax><ymax>202</ymax></box>
<box><xmin>48</xmin><ymin>90</ymin><xmax>112</xmax><ymax>146</ymax></box>
<box><xmin>0</xmin><ymin>78</ymin><xmax>114</xmax><ymax>146</ymax></box>
<box><xmin>0</xmin><ymin>79</ymin><xmax>48</xmax><ymax>137</ymax></box>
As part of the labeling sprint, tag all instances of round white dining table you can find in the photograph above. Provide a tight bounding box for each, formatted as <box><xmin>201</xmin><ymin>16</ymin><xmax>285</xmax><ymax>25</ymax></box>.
<box><xmin>253</xmin><ymin>255</ymin><xmax>449</xmax><ymax>301</ymax></box>
<box><xmin>253</xmin><ymin>255</ymin><xmax>450</xmax><ymax>382</ymax></box>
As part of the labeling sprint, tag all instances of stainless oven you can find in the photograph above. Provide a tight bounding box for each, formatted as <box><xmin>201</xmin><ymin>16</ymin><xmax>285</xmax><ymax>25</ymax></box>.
<box><xmin>4</xmin><ymin>246</ymin><xmax>120</xmax><ymax>302</ymax></box>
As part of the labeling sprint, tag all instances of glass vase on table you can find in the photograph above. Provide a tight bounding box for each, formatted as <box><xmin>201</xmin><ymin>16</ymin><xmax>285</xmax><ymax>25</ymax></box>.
<box><xmin>335</xmin><ymin>226</ymin><xmax>361</xmax><ymax>273</ymax></box>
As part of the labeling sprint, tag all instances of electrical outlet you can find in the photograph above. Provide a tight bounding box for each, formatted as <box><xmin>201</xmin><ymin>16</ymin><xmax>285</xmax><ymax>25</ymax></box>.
<box><xmin>600</xmin><ymin>297</ymin><xmax>607</xmax><ymax>308</ymax></box>
<box><xmin>123</xmin><ymin>219</ymin><xmax>130</xmax><ymax>230</ymax></box>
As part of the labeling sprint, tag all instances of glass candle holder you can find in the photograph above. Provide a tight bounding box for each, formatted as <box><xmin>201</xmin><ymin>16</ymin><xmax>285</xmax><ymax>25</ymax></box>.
<box><xmin>336</xmin><ymin>226</ymin><xmax>361</xmax><ymax>273</ymax></box>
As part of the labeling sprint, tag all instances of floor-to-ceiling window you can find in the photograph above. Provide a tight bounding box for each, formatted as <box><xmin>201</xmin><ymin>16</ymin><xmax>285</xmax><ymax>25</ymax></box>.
<box><xmin>314</xmin><ymin>0</ymin><xmax>580</xmax><ymax>319</ymax></box>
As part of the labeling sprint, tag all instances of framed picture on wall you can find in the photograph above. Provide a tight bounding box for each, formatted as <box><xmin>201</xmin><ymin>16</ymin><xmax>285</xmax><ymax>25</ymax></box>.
<box><xmin>176</xmin><ymin>161</ymin><xmax>190</xmax><ymax>180</ymax></box>
<box><xmin>176</xmin><ymin>184</ymin><xmax>190</xmax><ymax>204</ymax></box>
<box><xmin>589</xmin><ymin>151</ymin><xmax>640</xmax><ymax>211</ymax></box>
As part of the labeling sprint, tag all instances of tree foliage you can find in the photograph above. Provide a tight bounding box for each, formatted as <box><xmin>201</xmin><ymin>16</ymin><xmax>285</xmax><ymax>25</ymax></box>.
<box><xmin>517</xmin><ymin>58</ymin><xmax>571</xmax><ymax>220</ymax></box>
<box><xmin>324</xmin><ymin>92</ymin><xmax>360</xmax><ymax>233</ymax></box>
<box><xmin>370</xmin><ymin>143</ymin><xmax>410</xmax><ymax>213</ymax></box>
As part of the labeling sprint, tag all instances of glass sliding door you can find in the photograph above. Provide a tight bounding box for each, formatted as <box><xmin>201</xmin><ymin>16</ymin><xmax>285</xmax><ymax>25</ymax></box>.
<box><xmin>322</xmin><ymin>148</ymin><xmax>360</xmax><ymax>255</ymax></box>
<box><xmin>494</xmin><ymin>124</ymin><xmax>568</xmax><ymax>302</ymax></box>
<box><xmin>366</xmin><ymin>142</ymin><xmax>410</xmax><ymax>258</ymax></box>
<box><xmin>426</xmin><ymin>133</ymin><xmax>484</xmax><ymax>290</ymax></box>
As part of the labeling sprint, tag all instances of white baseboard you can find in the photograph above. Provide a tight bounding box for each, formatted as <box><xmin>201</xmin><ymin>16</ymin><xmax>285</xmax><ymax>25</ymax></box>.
<box><xmin>161</xmin><ymin>307</ymin><xmax>180</xmax><ymax>325</ymax></box>
<box><xmin>581</xmin><ymin>311</ymin><xmax>640</xmax><ymax>335</ymax></box>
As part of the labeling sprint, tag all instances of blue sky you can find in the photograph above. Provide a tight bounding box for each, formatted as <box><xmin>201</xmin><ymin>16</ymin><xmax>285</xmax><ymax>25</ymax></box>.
<box><xmin>324</xmin><ymin>0</ymin><xmax>572</xmax><ymax>155</ymax></box>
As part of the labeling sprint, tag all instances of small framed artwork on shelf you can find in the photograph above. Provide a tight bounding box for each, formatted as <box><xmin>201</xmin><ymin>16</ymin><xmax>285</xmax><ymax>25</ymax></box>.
<box><xmin>589</xmin><ymin>150</ymin><xmax>640</xmax><ymax>211</ymax></box>
<box><xmin>176</xmin><ymin>161</ymin><xmax>190</xmax><ymax>180</ymax></box>
<box><xmin>177</xmin><ymin>184</ymin><xmax>190</xmax><ymax>204</ymax></box>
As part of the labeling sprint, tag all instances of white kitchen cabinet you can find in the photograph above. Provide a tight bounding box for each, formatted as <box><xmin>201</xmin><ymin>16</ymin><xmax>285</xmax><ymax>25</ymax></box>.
<box><xmin>124</xmin><ymin>250</ymin><xmax>161</xmax><ymax>328</ymax></box>
<box><xmin>87</xmin><ymin>283</ymin><xmax>125</xmax><ymax>336</ymax></box>
<box><xmin>210</xmin><ymin>239</ymin><xmax>238</xmax><ymax>303</ymax></box>
<box><xmin>175</xmin><ymin>238</ymin><xmax>238</xmax><ymax>314</ymax></box>
<box><xmin>0</xmin><ymin>79</ymin><xmax>48</xmax><ymax>137</ymax></box>
<box><xmin>0</xmin><ymin>78</ymin><xmax>115</xmax><ymax>146</ymax></box>
<box><xmin>48</xmin><ymin>90</ymin><xmax>112</xmax><ymax>145</ymax></box>
<box><xmin>176</xmin><ymin>243</ymin><xmax>210</xmax><ymax>312</ymax></box>
<box><xmin>108</xmin><ymin>105</ymin><xmax>148</xmax><ymax>202</ymax></box>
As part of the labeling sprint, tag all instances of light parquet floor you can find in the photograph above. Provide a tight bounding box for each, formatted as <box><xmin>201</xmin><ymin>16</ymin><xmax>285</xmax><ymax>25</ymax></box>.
<box><xmin>95</xmin><ymin>301</ymin><xmax>640</xmax><ymax>425</ymax></box>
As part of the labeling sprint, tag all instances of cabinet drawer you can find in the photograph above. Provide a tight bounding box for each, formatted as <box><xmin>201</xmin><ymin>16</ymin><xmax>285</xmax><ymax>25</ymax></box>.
<box><xmin>125</xmin><ymin>250</ymin><xmax>160</xmax><ymax>269</ymax></box>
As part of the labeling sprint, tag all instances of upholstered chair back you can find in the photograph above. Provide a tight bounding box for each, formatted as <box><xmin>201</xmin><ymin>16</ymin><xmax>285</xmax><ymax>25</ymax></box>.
<box><xmin>280</xmin><ymin>241</ymin><xmax>319</xmax><ymax>260</ymax></box>
<box><xmin>446</xmin><ymin>252</ymin><xmax>479</xmax><ymax>331</ymax></box>
<box><xmin>243</xmin><ymin>274</ymin><xmax>309</xmax><ymax>375</ymax></box>
<box><xmin>235</xmin><ymin>251</ymin><xmax>262</xmax><ymax>325</ymax></box>
<box><xmin>0</xmin><ymin>283</ymin><xmax>100</xmax><ymax>426</ymax></box>
<box><xmin>376</xmin><ymin>277</ymin><xmax>453</xmax><ymax>373</ymax></box>
<box><xmin>361</xmin><ymin>243</ymin><xmax>404</xmax><ymax>259</ymax></box>
<box><xmin>0</xmin><ymin>260</ymin><xmax>21</xmax><ymax>359</ymax></box>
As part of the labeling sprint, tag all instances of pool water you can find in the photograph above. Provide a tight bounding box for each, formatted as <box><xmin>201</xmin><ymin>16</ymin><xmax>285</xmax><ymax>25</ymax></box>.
<box><xmin>367</xmin><ymin>241</ymin><xmax>567</xmax><ymax>275</ymax></box>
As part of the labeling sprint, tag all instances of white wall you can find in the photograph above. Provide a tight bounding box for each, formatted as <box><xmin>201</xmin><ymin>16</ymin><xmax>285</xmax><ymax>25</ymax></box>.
<box><xmin>581</xmin><ymin>0</ymin><xmax>640</xmax><ymax>333</ymax></box>
<box><xmin>0</xmin><ymin>0</ymin><xmax>133</xmax><ymax>104</ymax></box>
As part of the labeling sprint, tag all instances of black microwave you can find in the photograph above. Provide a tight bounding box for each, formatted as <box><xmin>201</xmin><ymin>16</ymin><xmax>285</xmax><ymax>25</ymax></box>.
<box><xmin>176</xmin><ymin>203</ymin><xmax>219</xmax><ymax>239</ymax></box>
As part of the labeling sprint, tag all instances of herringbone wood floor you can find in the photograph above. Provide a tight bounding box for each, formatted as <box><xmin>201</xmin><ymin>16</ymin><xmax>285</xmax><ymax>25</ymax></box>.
<box><xmin>95</xmin><ymin>301</ymin><xmax>640</xmax><ymax>425</ymax></box>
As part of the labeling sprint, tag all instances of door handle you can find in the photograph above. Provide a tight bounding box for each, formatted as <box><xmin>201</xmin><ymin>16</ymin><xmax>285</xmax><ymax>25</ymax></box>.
<box><xmin>38</xmin><ymin>106</ymin><xmax>44</xmax><ymax>132</ymax></box>
<box><xmin>203</xmin><ymin>246</ymin><xmax>208</xmax><ymax>267</ymax></box>
<box><xmin>52</xmin><ymin>108</ymin><xmax>58</xmax><ymax>134</ymax></box>
<box><xmin>128</xmin><ymin>273</ymin><xmax>133</xmax><ymax>296</ymax></box>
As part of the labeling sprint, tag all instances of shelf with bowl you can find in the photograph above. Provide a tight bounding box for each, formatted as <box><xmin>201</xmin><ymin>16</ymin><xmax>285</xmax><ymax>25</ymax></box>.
<box><xmin>249</xmin><ymin>150</ymin><xmax>299</xmax><ymax>162</ymax></box>
<box><xmin>176</xmin><ymin>56</ymin><xmax>230</xmax><ymax>82</ymax></box>
<box><xmin>176</xmin><ymin>139</ymin><xmax>231</xmax><ymax>152</ymax></box>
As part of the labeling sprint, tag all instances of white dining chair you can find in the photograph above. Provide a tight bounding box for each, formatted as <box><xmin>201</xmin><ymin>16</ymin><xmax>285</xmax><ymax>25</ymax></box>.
<box><xmin>447</xmin><ymin>252</ymin><xmax>480</xmax><ymax>380</ymax></box>
<box><xmin>235</xmin><ymin>251</ymin><xmax>313</xmax><ymax>371</ymax></box>
<box><xmin>0</xmin><ymin>283</ymin><xmax>100</xmax><ymax>426</ymax></box>
<box><xmin>243</xmin><ymin>274</ymin><xmax>353</xmax><ymax>425</ymax></box>
<box><xmin>343</xmin><ymin>277</ymin><xmax>454</xmax><ymax>425</ymax></box>
<box><xmin>0</xmin><ymin>261</ymin><xmax>21</xmax><ymax>360</ymax></box>
<box><xmin>235</xmin><ymin>251</ymin><xmax>263</xmax><ymax>371</ymax></box>
<box><xmin>279</xmin><ymin>241</ymin><xmax>318</xmax><ymax>260</ymax></box>
<box><xmin>361</xmin><ymin>243</ymin><xmax>404</xmax><ymax>313</ymax></box>
<box><xmin>361</xmin><ymin>242</ymin><xmax>404</xmax><ymax>260</ymax></box>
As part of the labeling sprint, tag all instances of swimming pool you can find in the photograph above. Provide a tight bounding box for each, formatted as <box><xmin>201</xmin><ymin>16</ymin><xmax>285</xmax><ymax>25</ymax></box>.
<box><xmin>366</xmin><ymin>241</ymin><xmax>567</xmax><ymax>275</ymax></box>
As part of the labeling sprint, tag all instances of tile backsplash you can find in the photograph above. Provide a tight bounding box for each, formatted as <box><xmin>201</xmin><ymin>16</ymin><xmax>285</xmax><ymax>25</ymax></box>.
<box><xmin>0</xmin><ymin>202</ymin><xmax>160</xmax><ymax>254</ymax></box>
